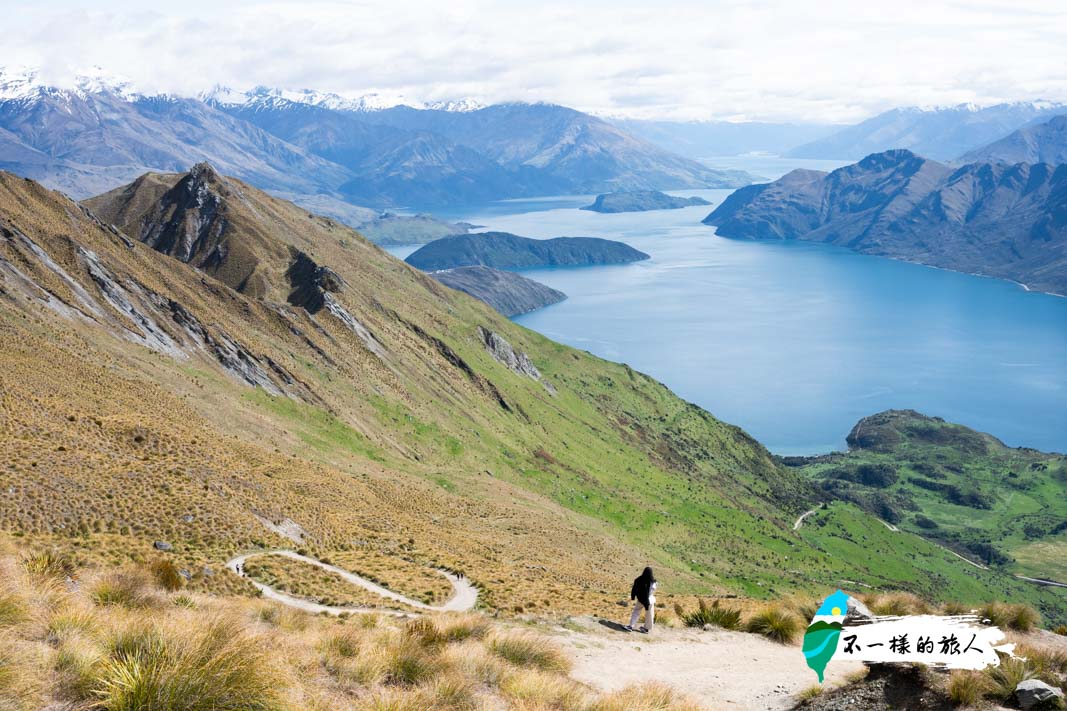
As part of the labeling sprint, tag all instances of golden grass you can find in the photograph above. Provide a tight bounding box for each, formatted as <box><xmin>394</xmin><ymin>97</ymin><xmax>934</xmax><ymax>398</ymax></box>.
<box><xmin>1</xmin><ymin>542</ymin><xmax>686</xmax><ymax>709</ymax></box>
<box><xmin>862</xmin><ymin>591</ymin><xmax>932</xmax><ymax>616</ymax></box>
<box><xmin>488</xmin><ymin>632</ymin><xmax>574</xmax><ymax>673</ymax></box>
<box><xmin>978</xmin><ymin>602</ymin><xmax>1041</xmax><ymax>631</ymax></box>
<box><xmin>243</xmin><ymin>555</ymin><xmax>416</xmax><ymax>611</ymax></box>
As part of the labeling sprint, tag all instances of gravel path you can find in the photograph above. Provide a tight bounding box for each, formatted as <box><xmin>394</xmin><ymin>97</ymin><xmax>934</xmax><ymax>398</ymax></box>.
<box><xmin>225</xmin><ymin>549</ymin><xmax>478</xmax><ymax>615</ymax></box>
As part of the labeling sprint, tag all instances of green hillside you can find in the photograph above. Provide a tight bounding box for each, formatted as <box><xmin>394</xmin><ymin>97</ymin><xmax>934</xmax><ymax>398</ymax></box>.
<box><xmin>793</xmin><ymin>410</ymin><xmax>1067</xmax><ymax>585</ymax></box>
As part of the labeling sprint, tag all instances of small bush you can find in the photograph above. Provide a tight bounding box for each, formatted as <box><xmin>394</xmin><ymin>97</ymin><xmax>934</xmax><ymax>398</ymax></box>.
<box><xmin>676</xmin><ymin>599</ymin><xmax>742</xmax><ymax>630</ymax></box>
<box><xmin>979</xmin><ymin>602</ymin><xmax>1040</xmax><ymax>631</ymax></box>
<box><xmin>488</xmin><ymin>632</ymin><xmax>572</xmax><ymax>673</ymax></box>
<box><xmin>945</xmin><ymin>669</ymin><xmax>990</xmax><ymax>707</ymax></box>
<box><xmin>745</xmin><ymin>606</ymin><xmax>801</xmax><ymax>644</ymax></box>
<box><xmin>148</xmin><ymin>559</ymin><xmax>184</xmax><ymax>592</ymax></box>
<box><xmin>1055</xmin><ymin>624</ymin><xmax>1067</xmax><ymax>636</ymax></box>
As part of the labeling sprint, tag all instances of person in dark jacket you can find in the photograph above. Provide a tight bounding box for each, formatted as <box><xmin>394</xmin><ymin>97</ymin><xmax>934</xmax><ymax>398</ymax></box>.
<box><xmin>626</xmin><ymin>566</ymin><xmax>657</xmax><ymax>633</ymax></box>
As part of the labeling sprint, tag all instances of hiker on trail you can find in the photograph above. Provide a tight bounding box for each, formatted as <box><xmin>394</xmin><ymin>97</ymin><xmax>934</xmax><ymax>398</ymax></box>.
<box><xmin>626</xmin><ymin>566</ymin><xmax>657</xmax><ymax>633</ymax></box>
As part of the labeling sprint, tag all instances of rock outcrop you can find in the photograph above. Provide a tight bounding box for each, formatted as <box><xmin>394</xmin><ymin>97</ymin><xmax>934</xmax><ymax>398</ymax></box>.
<box><xmin>478</xmin><ymin>326</ymin><xmax>556</xmax><ymax>394</ymax></box>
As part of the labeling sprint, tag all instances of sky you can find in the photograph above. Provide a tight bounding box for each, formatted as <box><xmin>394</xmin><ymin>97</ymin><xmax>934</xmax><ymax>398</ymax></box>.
<box><xmin>6</xmin><ymin>0</ymin><xmax>1067</xmax><ymax>123</ymax></box>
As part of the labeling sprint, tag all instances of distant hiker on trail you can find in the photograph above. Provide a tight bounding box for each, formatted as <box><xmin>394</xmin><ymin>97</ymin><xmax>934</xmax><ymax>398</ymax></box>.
<box><xmin>626</xmin><ymin>566</ymin><xmax>656</xmax><ymax>633</ymax></box>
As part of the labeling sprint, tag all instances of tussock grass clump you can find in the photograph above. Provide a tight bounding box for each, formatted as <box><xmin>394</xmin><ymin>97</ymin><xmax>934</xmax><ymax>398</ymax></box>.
<box><xmin>983</xmin><ymin>655</ymin><xmax>1036</xmax><ymax>702</ymax></box>
<box><xmin>745</xmin><ymin>605</ymin><xmax>801</xmax><ymax>644</ymax></box>
<box><xmin>93</xmin><ymin>616</ymin><xmax>281</xmax><ymax>710</ymax></box>
<box><xmin>1015</xmin><ymin>643</ymin><xmax>1067</xmax><ymax>678</ymax></box>
<box><xmin>945</xmin><ymin>669</ymin><xmax>990</xmax><ymax>707</ymax></box>
<box><xmin>148</xmin><ymin>559</ymin><xmax>185</xmax><ymax>592</ymax></box>
<box><xmin>90</xmin><ymin>570</ymin><xmax>160</xmax><ymax>609</ymax></box>
<box><xmin>979</xmin><ymin>602</ymin><xmax>1040</xmax><ymax>631</ymax></box>
<box><xmin>863</xmin><ymin>591</ymin><xmax>931</xmax><ymax>616</ymax></box>
<box><xmin>941</xmin><ymin>600</ymin><xmax>974</xmax><ymax>616</ymax></box>
<box><xmin>0</xmin><ymin>589</ymin><xmax>27</xmax><ymax>627</ymax></box>
<box><xmin>1055</xmin><ymin>624</ymin><xmax>1067</xmax><ymax>636</ymax></box>
<box><xmin>381</xmin><ymin>635</ymin><xmax>445</xmax><ymax>686</ymax></box>
<box><xmin>0</xmin><ymin>635</ymin><xmax>46</xmax><ymax>710</ymax></box>
<box><xmin>499</xmin><ymin>668</ymin><xmax>590</xmax><ymax>709</ymax></box>
<box><xmin>488</xmin><ymin>632</ymin><xmax>573</xmax><ymax>673</ymax></box>
<box><xmin>20</xmin><ymin>548</ymin><xmax>74</xmax><ymax>579</ymax></box>
<box><xmin>435</xmin><ymin>613</ymin><xmax>490</xmax><ymax>642</ymax></box>
<box><xmin>674</xmin><ymin>598</ymin><xmax>742</xmax><ymax>630</ymax></box>
<box><xmin>46</xmin><ymin>604</ymin><xmax>97</xmax><ymax>640</ymax></box>
<box><xmin>794</xmin><ymin>683</ymin><xmax>824</xmax><ymax>703</ymax></box>
<box><xmin>590</xmin><ymin>681</ymin><xmax>703</xmax><ymax>710</ymax></box>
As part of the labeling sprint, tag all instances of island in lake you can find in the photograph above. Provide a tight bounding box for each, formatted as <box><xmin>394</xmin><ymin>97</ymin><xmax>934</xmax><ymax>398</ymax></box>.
<box><xmin>581</xmin><ymin>189</ymin><xmax>711</xmax><ymax>213</ymax></box>
<box><xmin>405</xmin><ymin>231</ymin><xmax>650</xmax><ymax>270</ymax></box>
<box><xmin>431</xmin><ymin>266</ymin><xmax>567</xmax><ymax>317</ymax></box>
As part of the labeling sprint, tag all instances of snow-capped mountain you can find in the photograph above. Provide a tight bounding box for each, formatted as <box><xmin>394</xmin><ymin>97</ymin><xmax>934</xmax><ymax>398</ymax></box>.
<box><xmin>200</xmin><ymin>84</ymin><xmax>485</xmax><ymax>114</ymax></box>
<box><xmin>0</xmin><ymin>65</ymin><xmax>753</xmax><ymax>209</ymax></box>
<box><xmin>787</xmin><ymin>101</ymin><xmax>1067</xmax><ymax>160</ymax></box>
<box><xmin>0</xmin><ymin>66</ymin><xmax>141</xmax><ymax>104</ymax></box>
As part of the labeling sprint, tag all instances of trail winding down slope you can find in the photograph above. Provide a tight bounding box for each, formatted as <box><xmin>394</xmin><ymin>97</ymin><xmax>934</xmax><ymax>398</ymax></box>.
<box><xmin>226</xmin><ymin>550</ymin><xmax>478</xmax><ymax>615</ymax></box>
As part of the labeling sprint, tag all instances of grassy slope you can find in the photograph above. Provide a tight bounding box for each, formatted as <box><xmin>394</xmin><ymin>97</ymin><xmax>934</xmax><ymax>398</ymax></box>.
<box><xmin>1</xmin><ymin>171</ymin><xmax>1062</xmax><ymax>620</ymax></box>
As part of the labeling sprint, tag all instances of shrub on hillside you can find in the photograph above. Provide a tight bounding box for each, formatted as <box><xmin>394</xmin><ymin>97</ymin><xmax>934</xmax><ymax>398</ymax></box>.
<box><xmin>148</xmin><ymin>559</ymin><xmax>184</xmax><ymax>592</ymax></box>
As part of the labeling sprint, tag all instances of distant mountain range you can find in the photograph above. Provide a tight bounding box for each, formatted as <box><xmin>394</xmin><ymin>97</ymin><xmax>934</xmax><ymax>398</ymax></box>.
<box><xmin>0</xmin><ymin>68</ymin><xmax>754</xmax><ymax>213</ymax></box>
<box><xmin>704</xmin><ymin>149</ymin><xmax>1067</xmax><ymax>295</ymax></box>
<box><xmin>962</xmin><ymin>114</ymin><xmax>1067</xmax><ymax>166</ymax></box>
<box><xmin>787</xmin><ymin>102</ymin><xmax>1067</xmax><ymax>161</ymax></box>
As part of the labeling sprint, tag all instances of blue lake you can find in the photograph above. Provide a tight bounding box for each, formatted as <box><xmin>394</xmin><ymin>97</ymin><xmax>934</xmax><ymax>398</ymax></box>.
<box><xmin>389</xmin><ymin>165</ymin><xmax>1067</xmax><ymax>455</ymax></box>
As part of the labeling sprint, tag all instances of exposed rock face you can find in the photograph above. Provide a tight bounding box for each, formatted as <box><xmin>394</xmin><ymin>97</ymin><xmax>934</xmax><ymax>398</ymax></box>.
<box><xmin>431</xmin><ymin>265</ymin><xmax>566</xmax><ymax>316</ymax></box>
<box><xmin>167</xmin><ymin>299</ymin><xmax>285</xmax><ymax>394</ymax></box>
<box><xmin>478</xmin><ymin>326</ymin><xmax>556</xmax><ymax>394</ymax></box>
<box><xmin>406</xmin><ymin>232</ymin><xmax>649</xmax><ymax>271</ymax></box>
<box><xmin>1015</xmin><ymin>679</ymin><xmax>1064</xmax><ymax>710</ymax></box>
<box><xmin>704</xmin><ymin>149</ymin><xmax>1067</xmax><ymax>295</ymax></box>
<box><xmin>87</xmin><ymin>162</ymin><xmax>273</xmax><ymax>298</ymax></box>
<box><xmin>286</xmin><ymin>248</ymin><xmax>347</xmax><ymax>313</ymax></box>
<box><xmin>580</xmin><ymin>190</ymin><xmax>710</xmax><ymax>213</ymax></box>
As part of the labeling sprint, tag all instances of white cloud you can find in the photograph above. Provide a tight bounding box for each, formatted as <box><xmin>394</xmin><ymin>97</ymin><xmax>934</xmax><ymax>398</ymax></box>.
<box><xmin>5</xmin><ymin>0</ymin><xmax>1067</xmax><ymax>122</ymax></box>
